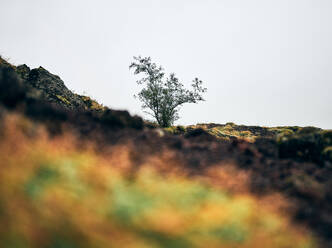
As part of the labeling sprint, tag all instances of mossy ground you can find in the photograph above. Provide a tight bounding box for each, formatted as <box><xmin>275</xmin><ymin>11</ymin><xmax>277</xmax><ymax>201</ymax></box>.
<box><xmin>77</xmin><ymin>94</ymin><xmax>106</xmax><ymax>112</ymax></box>
<box><xmin>164</xmin><ymin>123</ymin><xmax>306</xmax><ymax>142</ymax></box>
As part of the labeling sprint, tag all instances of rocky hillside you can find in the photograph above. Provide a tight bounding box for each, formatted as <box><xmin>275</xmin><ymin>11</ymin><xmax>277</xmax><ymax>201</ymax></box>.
<box><xmin>1</xmin><ymin>57</ymin><xmax>105</xmax><ymax>112</ymax></box>
<box><xmin>0</xmin><ymin>56</ymin><xmax>144</xmax><ymax>131</ymax></box>
<box><xmin>0</xmin><ymin>56</ymin><xmax>331</xmax><ymax>248</ymax></box>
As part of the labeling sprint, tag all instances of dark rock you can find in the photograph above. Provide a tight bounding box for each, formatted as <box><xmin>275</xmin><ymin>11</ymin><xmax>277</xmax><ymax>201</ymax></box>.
<box><xmin>25</xmin><ymin>66</ymin><xmax>86</xmax><ymax>110</ymax></box>
<box><xmin>16</xmin><ymin>64</ymin><xmax>31</xmax><ymax>80</ymax></box>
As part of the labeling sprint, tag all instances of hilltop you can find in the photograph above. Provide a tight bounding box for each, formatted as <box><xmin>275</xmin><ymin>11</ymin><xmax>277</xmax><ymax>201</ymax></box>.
<box><xmin>0</xmin><ymin>56</ymin><xmax>331</xmax><ymax>247</ymax></box>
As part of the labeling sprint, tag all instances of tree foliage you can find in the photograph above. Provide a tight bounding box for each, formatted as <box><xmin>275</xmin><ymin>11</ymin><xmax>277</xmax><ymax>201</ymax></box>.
<box><xmin>130</xmin><ymin>56</ymin><xmax>207</xmax><ymax>127</ymax></box>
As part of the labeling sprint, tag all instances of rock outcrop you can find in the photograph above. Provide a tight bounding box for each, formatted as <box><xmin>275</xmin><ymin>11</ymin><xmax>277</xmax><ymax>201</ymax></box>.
<box><xmin>17</xmin><ymin>64</ymin><xmax>87</xmax><ymax>110</ymax></box>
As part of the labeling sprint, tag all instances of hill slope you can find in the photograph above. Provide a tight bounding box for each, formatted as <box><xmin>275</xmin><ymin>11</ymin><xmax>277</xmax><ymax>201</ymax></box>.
<box><xmin>0</xmin><ymin>57</ymin><xmax>331</xmax><ymax>247</ymax></box>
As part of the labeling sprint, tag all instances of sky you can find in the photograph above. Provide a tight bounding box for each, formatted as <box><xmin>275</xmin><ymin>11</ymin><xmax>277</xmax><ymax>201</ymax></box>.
<box><xmin>1</xmin><ymin>0</ymin><xmax>331</xmax><ymax>128</ymax></box>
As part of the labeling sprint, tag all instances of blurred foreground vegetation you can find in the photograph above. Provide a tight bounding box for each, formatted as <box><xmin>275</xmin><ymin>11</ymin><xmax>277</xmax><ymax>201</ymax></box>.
<box><xmin>0</xmin><ymin>115</ymin><xmax>317</xmax><ymax>248</ymax></box>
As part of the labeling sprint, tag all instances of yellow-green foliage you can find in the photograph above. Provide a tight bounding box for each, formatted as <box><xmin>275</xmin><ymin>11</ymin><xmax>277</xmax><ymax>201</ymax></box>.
<box><xmin>273</xmin><ymin>128</ymin><xmax>295</xmax><ymax>136</ymax></box>
<box><xmin>276</xmin><ymin>129</ymin><xmax>296</xmax><ymax>143</ymax></box>
<box><xmin>189</xmin><ymin>124</ymin><xmax>257</xmax><ymax>142</ymax></box>
<box><xmin>164</xmin><ymin>126</ymin><xmax>177</xmax><ymax>134</ymax></box>
<box><xmin>164</xmin><ymin>125</ymin><xmax>186</xmax><ymax>135</ymax></box>
<box><xmin>322</xmin><ymin>146</ymin><xmax>332</xmax><ymax>161</ymax></box>
<box><xmin>176</xmin><ymin>124</ymin><xmax>308</xmax><ymax>142</ymax></box>
<box><xmin>78</xmin><ymin>95</ymin><xmax>106</xmax><ymax>111</ymax></box>
<box><xmin>269</xmin><ymin>127</ymin><xmax>297</xmax><ymax>135</ymax></box>
<box><xmin>0</xmin><ymin>115</ymin><xmax>317</xmax><ymax>248</ymax></box>
<box><xmin>56</xmin><ymin>94</ymin><xmax>71</xmax><ymax>105</ymax></box>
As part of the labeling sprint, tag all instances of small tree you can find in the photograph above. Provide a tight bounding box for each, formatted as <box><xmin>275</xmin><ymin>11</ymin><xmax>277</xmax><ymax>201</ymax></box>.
<box><xmin>130</xmin><ymin>56</ymin><xmax>207</xmax><ymax>127</ymax></box>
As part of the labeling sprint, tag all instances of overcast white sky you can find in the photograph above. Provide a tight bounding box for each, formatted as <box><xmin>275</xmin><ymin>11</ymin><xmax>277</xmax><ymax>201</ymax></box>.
<box><xmin>1</xmin><ymin>0</ymin><xmax>331</xmax><ymax>128</ymax></box>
